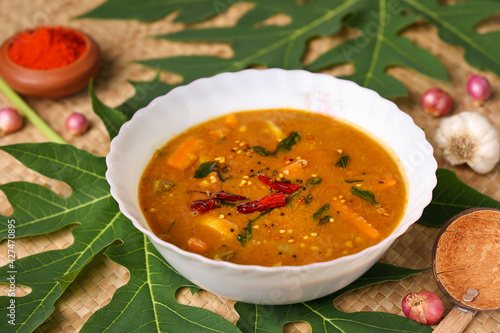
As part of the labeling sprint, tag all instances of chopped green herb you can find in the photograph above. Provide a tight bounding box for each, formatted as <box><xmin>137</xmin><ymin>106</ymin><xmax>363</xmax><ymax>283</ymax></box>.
<box><xmin>252</xmin><ymin>146</ymin><xmax>277</xmax><ymax>157</ymax></box>
<box><xmin>216</xmin><ymin>171</ymin><xmax>231</xmax><ymax>182</ymax></box>
<box><xmin>252</xmin><ymin>131</ymin><xmax>301</xmax><ymax>157</ymax></box>
<box><xmin>313</xmin><ymin>203</ymin><xmax>330</xmax><ymax>220</ymax></box>
<box><xmin>214</xmin><ymin>250</ymin><xmax>235</xmax><ymax>261</ymax></box>
<box><xmin>344</xmin><ymin>179</ymin><xmax>364</xmax><ymax>183</ymax></box>
<box><xmin>288</xmin><ymin>190</ymin><xmax>302</xmax><ymax>207</ymax></box>
<box><xmin>335</xmin><ymin>154</ymin><xmax>349</xmax><ymax>168</ymax></box>
<box><xmin>237</xmin><ymin>209</ymin><xmax>273</xmax><ymax>245</ymax></box>
<box><xmin>193</xmin><ymin>161</ymin><xmax>218</xmax><ymax>178</ymax></box>
<box><xmin>305</xmin><ymin>195</ymin><xmax>313</xmax><ymax>204</ymax></box>
<box><xmin>153</xmin><ymin>179</ymin><xmax>175</xmax><ymax>194</ymax></box>
<box><xmin>319</xmin><ymin>215</ymin><xmax>331</xmax><ymax>225</ymax></box>
<box><xmin>220</xmin><ymin>201</ymin><xmax>236</xmax><ymax>207</ymax></box>
<box><xmin>276</xmin><ymin>131</ymin><xmax>301</xmax><ymax>152</ymax></box>
<box><xmin>167</xmin><ymin>220</ymin><xmax>177</xmax><ymax>233</ymax></box>
<box><xmin>306</xmin><ymin>177</ymin><xmax>322</xmax><ymax>186</ymax></box>
<box><xmin>351</xmin><ymin>187</ymin><xmax>379</xmax><ymax>205</ymax></box>
<box><xmin>154</xmin><ymin>149</ymin><xmax>166</xmax><ymax>158</ymax></box>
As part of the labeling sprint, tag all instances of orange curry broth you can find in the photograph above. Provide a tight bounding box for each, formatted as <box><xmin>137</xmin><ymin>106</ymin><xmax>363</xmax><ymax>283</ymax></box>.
<box><xmin>138</xmin><ymin>109</ymin><xmax>407</xmax><ymax>266</ymax></box>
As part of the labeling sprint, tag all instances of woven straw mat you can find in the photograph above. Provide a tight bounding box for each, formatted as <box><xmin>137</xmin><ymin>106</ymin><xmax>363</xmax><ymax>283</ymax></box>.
<box><xmin>0</xmin><ymin>1</ymin><xmax>499</xmax><ymax>332</ymax></box>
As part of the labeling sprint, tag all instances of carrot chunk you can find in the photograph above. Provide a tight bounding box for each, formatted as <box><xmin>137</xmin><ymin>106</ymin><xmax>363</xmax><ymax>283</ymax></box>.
<box><xmin>208</xmin><ymin>128</ymin><xmax>229</xmax><ymax>142</ymax></box>
<box><xmin>378</xmin><ymin>173</ymin><xmax>397</xmax><ymax>188</ymax></box>
<box><xmin>225</xmin><ymin>114</ymin><xmax>239</xmax><ymax>127</ymax></box>
<box><xmin>167</xmin><ymin>136</ymin><xmax>203</xmax><ymax>170</ymax></box>
<box><xmin>332</xmin><ymin>202</ymin><xmax>380</xmax><ymax>239</ymax></box>
<box><xmin>187</xmin><ymin>237</ymin><xmax>209</xmax><ymax>254</ymax></box>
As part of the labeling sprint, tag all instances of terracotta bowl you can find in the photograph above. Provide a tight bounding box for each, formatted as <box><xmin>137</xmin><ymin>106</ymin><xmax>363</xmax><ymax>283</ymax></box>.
<box><xmin>0</xmin><ymin>27</ymin><xmax>100</xmax><ymax>98</ymax></box>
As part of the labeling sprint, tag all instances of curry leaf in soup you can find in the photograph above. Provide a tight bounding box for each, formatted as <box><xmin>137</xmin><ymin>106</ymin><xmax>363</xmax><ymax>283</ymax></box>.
<box><xmin>313</xmin><ymin>203</ymin><xmax>330</xmax><ymax>220</ymax></box>
<box><xmin>319</xmin><ymin>215</ymin><xmax>331</xmax><ymax>225</ymax></box>
<box><xmin>306</xmin><ymin>195</ymin><xmax>313</xmax><ymax>205</ymax></box>
<box><xmin>306</xmin><ymin>177</ymin><xmax>322</xmax><ymax>186</ymax></box>
<box><xmin>252</xmin><ymin>146</ymin><xmax>277</xmax><ymax>157</ymax></box>
<box><xmin>216</xmin><ymin>171</ymin><xmax>231</xmax><ymax>182</ymax></box>
<box><xmin>237</xmin><ymin>228</ymin><xmax>252</xmax><ymax>246</ymax></box>
<box><xmin>193</xmin><ymin>161</ymin><xmax>218</xmax><ymax>178</ymax></box>
<box><xmin>167</xmin><ymin>220</ymin><xmax>176</xmax><ymax>233</ymax></box>
<box><xmin>276</xmin><ymin>131</ymin><xmax>301</xmax><ymax>152</ymax></box>
<box><xmin>153</xmin><ymin>179</ymin><xmax>174</xmax><ymax>195</ymax></box>
<box><xmin>237</xmin><ymin>209</ymin><xmax>274</xmax><ymax>245</ymax></box>
<box><xmin>335</xmin><ymin>154</ymin><xmax>349</xmax><ymax>168</ymax></box>
<box><xmin>351</xmin><ymin>187</ymin><xmax>379</xmax><ymax>205</ymax></box>
<box><xmin>288</xmin><ymin>190</ymin><xmax>302</xmax><ymax>207</ymax></box>
<box><xmin>345</xmin><ymin>179</ymin><xmax>364</xmax><ymax>183</ymax></box>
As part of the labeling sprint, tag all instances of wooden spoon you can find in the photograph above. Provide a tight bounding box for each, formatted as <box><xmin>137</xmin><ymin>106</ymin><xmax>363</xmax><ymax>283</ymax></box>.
<box><xmin>432</xmin><ymin>208</ymin><xmax>500</xmax><ymax>332</ymax></box>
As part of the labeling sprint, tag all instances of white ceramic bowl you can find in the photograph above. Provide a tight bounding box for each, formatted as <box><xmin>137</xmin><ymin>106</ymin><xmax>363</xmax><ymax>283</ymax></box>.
<box><xmin>106</xmin><ymin>69</ymin><xmax>437</xmax><ymax>305</ymax></box>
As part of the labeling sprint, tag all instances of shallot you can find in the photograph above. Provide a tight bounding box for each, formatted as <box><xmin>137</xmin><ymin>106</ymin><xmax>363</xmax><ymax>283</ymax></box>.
<box><xmin>402</xmin><ymin>291</ymin><xmax>443</xmax><ymax>325</ymax></box>
<box><xmin>0</xmin><ymin>107</ymin><xmax>23</xmax><ymax>135</ymax></box>
<box><xmin>65</xmin><ymin>112</ymin><xmax>89</xmax><ymax>136</ymax></box>
<box><xmin>467</xmin><ymin>74</ymin><xmax>491</xmax><ymax>102</ymax></box>
<box><xmin>421</xmin><ymin>88</ymin><xmax>453</xmax><ymax>117</ymax></box>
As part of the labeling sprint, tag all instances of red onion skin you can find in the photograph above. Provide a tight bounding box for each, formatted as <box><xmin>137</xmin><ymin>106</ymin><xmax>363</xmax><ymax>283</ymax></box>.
<box><xmin>65</xmin><ymin>112</ymin><xmax>89</xmax><ymax>136</ymax></box>
<box><xmin>402</xmin><ymin>291</ymin><xmax>444</xmax><ymax>325</ymax></box>
<box><xmin>0</xmin><ymin>107</ymin><xmax>23</xmax><ymax>135</ymax></box>
<box><xmin>467</xmin><ymin>74</ymin><xmax>491</xmax><ymax>102</ymax></box>
<box><xmin>421</xmin><ymin>88</ymin><xmax>453</xmax><ymax>117</ymax></box>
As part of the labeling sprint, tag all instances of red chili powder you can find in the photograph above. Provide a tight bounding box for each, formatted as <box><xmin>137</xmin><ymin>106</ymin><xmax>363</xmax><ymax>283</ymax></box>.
<box><xmin>8</xmin><ymin>27</ymin><xmax>87</xmax><ymax>70</ymax></box>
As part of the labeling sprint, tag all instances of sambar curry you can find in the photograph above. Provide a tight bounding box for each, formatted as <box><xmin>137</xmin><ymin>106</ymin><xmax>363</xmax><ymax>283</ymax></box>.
<box><xmin>139</xmin><ymin>109</ymin><xmax>407</xmax><ymax>266</ymax></box>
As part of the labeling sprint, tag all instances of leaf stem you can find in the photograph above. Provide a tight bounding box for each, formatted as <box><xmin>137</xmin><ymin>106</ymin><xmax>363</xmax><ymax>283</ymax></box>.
<box><xmin>0</xmin><ymin>76</ymin><xmax>67</xmax><ymax>144</ymax></box>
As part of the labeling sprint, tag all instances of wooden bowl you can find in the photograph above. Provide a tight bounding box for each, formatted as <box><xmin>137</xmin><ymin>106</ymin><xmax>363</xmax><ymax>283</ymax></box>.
<box><xmin>0</xmin><ymin>27</ymin><xmax>100</xmax><ymax>98</ymax></box>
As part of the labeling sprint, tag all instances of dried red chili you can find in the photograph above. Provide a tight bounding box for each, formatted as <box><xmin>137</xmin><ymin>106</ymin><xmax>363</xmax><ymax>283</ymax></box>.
<box><xmin>210</xmin><ymin>192</ymin><xmax>247</xmax><ymax>202</ymax></box>
<box><xmin>190</xmin><ymin>199</ymin><xmax>219</xmax><ymax>214</ymax></box>
<box><xmin>236</xmin><ymin>193</ymin><xmax>286</xmax><ymax>214</ymax></box>
<box><xmin>257</xmin><ymin>174</ymin><xmax>301</xmax><ymax>194</ymax></box>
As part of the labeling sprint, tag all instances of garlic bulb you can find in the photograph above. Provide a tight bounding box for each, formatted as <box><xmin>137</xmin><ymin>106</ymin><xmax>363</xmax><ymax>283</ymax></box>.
<box><xmin>435</xmin><ymin>111</ymin><xmax>500</xmax><ymax>174</ymax></box>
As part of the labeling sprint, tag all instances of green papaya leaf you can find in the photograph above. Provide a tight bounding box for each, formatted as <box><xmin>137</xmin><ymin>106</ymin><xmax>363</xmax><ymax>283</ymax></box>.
<box><xmin>235</xmin><ymin>263</ymin><xmax>431</xmax><ymax>333</ymax></box>
<box><xmin>137</xmin><ymin>0</ymin><xmax>359</xmax><ymax>84</ymax></box>
<box><xmin>0</xmin><ymin>143</ymin><xmax>236</xmax><ymax>333</ymax></box>
<box><xmin>82</xmin><ymin>0</ymin><xmax>500</xmax><ymax>99</ymax></box>
<box><xmin>80</xmin><ymin>0</ymin><xmax>226</xmax><ymax>23</ymax></box>
<box><xmin>309</xmin><ymin>0</ymin><xmax>449</xmax><ymax>97</ymax></box>
<box><xmin>80</xmin><ymin>230</ymin><xmax>239</xmax><ymax>332</ymax></box>
<box><xmin>89</xmin><ymin>81</ymin><xmax>129</xmax><ymax>140</ymax></box>
<box><xmin>89</xmin><ymin>77</ymin><xmax>175</xmax><ymax>140</ymax></box>
<box><xmin>0</xmin><ymin>143</ymin><xmax>120</xmax><ymax>332</ymax></box>
<box><xmin>401</xmin><ymin>0</ymin><xmax>500</xmax><ymax>77</ymax></box>
<box><xmin>116</xmin><ymin>74</ymin><xmax>175</xmax><ymax>118</ymax></box>
<box><xmin>418</xmin><ymin>169</ymin><xmax>500</xmax><ymax>227</ymax></box>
